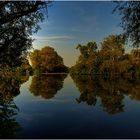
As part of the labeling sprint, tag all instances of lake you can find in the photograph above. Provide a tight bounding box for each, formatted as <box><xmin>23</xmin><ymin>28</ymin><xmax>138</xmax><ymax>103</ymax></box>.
<box><xmin>1</xmin><ymin>74</ymin><xmax>140</xmax><ymax>138</ymax></box>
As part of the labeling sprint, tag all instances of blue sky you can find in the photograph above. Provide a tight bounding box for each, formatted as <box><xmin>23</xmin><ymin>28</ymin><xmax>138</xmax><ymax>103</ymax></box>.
<box><xmin>32</xmin><ymin>1</ymin><xmax>122</xmax><ymax>66</ymax></box>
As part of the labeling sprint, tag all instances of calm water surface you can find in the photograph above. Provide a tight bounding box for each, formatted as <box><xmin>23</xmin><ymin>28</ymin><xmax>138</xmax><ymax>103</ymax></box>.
<box><xmin>1</xmin><ymin>74</ymin><xmax>140</xmax><ymax>138</ymax></box>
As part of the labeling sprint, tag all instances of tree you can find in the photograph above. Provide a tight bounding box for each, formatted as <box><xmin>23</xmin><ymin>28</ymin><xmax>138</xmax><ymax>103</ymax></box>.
<box><xmin>113</xmin><ymin>1</ymin><xmax>140</xmax><ymax>47</ymax></box>
<box><xmin>100</xmin><ymin>35</ymin><xmax>125</xmax><ymax>75</ymax></box>
<box><xmin>0</xmin><ymin>74</ymin><xmax>29</xmax><ymax>138</ymax></box>
<box><xmin>100</xmin><ymin>35</ymin><xmax>125</xmax><ymax>60</ymax></box>
<box><xmin>76</xmin><ymin>41</ymin><xmax>97</xmax><ymax>59</ymax></box>
<box><xmin>0</xmin><ymin>78</ymin><xmax>29</xmax><ymax>125</ymax></box>
<box><xmin>30</xmin><ymin>46</ymin><xmax>68</xmax><ymax>73</ymax></box>
<box><xmin>71</xmin><ymin>34</ymin><xmax>140</xmax><ymax>76</ymax></box>
<box><xmin>130</xmin><ymin>49</ymin><xmax>140</xmax><ymax>66</ymax></box>
<box><xmin>29</xmin><ymin>74</ymin><xmax>67</xmax><ymax>99</ymax></box>
<box><xmin>0</xmin><ymin>1</ymin><xmax>51</xmax><ymax>67</ymax></box>
<box><xmin>0</xmin><ymin>1</ymin><xmax>51</xmax><ymax>25</ymax></box>
<box><xmin>70</xmin><ymin>74</ymin><xmax>125</xmax><ymax>114</ymax></box>
<box><xmin>71</xmin><ymin>75</ymin><xmax>98</xmax><ymax>106</ymax></box>
<box><xmin>0</xmin><ymin>98</ymin><xmax>21</xmax><ymax>138</ymax></box>
<box><xmin>70</xmin><ymin>41</ymin><xmax>98</xmax><ymax>74</ymax></box>
<box><xmin>17</xmin><ymin>58</ymin><xmax>33</xmax><ymax>74</ymax></box>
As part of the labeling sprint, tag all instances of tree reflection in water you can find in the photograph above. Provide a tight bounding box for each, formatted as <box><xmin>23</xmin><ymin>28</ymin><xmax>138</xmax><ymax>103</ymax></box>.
<box><xmin>71</xmin><ymin>74</ymin><xmax>140</xmax><ymax>114</ymax></box>
<box><xmin>29</xmin><ymin>74</ymin><xmax>68</xmax><ymax>99</ymax></box>
<box><xmin>0</xmin><ymin>75</ymin><xmax>29</xmax><ymax>138</ymax></box>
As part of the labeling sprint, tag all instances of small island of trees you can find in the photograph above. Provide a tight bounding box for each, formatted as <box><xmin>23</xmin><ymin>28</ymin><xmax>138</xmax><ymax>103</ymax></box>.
<box><xmin>30</xmin><ymin>46</ymin><xmax>68</xmax><ymax>73</ymax></box>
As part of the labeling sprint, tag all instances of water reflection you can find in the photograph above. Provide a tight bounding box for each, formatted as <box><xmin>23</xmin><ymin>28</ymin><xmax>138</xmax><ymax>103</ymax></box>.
<box><xmin>0</xmin><ymin>75</ymin><xmax>29</xmax><ymax>138</ymax></box>
<box><xmin>71</xmin><ymin>74</ymin><xmax>140</xmax><ymax>114</ymax></box>
<box><xmin>29</xmin><ymin>74</ymin><xmax>68</xmax><ymax>99</ymax></box>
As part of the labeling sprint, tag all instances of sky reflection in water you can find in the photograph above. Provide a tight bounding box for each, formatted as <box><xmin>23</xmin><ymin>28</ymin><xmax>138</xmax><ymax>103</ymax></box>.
<box><xmin>1</xmin><ymin>74</ymin><xmax>140</xmax><ymax>138</ymax></box>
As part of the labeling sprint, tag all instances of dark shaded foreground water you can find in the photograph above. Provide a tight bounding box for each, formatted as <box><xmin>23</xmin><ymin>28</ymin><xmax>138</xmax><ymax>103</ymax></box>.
<box><xmin>1</xmin><ymin>74</ymin><xmax>140</xmax><ymax>138</ymax></box>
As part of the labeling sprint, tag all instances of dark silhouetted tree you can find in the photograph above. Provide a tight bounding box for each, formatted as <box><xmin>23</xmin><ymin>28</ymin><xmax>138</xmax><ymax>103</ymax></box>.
<box><xmin>113</xmin><ymin>1</ymin><xmax>140</xmax><ymax>47</ymax></box>
<box><xmin>0</xmin><ymin>1</ymin><xmax>51</xmax><ymax>67</ymax></box>
<box><xmin>0</xmin><ymin>74</ymin><xmax>29</xmax><ymax>138</ymax></box>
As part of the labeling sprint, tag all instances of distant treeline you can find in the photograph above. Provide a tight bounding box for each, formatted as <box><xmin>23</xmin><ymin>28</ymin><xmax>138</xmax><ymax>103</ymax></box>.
<box><xmin>1</xmin><ymin>1</ymin><xmax>140</xmax><ymax>76</ymax></box>
<box><xmin>0</xmin><ymin>46</ymin><xmax>68</xmax><ymax>74</ymax></box>
<box><xmin>70</xmin><ymin>35</ymin><xmax>140</xmax><ymax>78</ymax></box>
<box><xmin>1</xmin><ymin>34</ymin><xmax>140</xmax><ymax>76</ymax></box>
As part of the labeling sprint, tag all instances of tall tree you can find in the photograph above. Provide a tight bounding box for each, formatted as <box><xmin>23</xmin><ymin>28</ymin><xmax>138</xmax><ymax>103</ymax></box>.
<box><xmin>100</xmin><ymin>35</ymin><xmax>125</xmax><ymax>60</ymax></box>
<box><xmin>113</xmin><ymin>1</ymin><xmax>140</xmax><ymax>48</ymax></box>
<box><xmin>0</xmin><ymin>1</ymin><xmax>51</xmax><ymax>67</ymax></box>
<box><xmin>100</xmin><ymin>35</ymin><xmax>125</xmax><ymax>74</ymax></box>
<box><xmin>71</xmin><ymin>41</ymin><xmax>98</xmax><ymax>74</ymax></box>
<box><xmin>76</xmin><ymin>41</ymin><xmax>97</xmax><ymax>59</ymax></box>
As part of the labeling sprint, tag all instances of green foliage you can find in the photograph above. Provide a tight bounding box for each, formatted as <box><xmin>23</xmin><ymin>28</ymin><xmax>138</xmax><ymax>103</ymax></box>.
<box><xmin>70</xmin><ymin>41</ymin><xmax>98</xmax><ymax>75</ymax></box>
<box><xmin>0</xmin><ymin>1</ymin><xmax>51</xmax><ymax>67</ymax></box>
<box><xmin>70</xmin><ymin>74</ymin><xmax>140</xmax><ymax>114</ymax></box>
<box><xmin>33</xmin><ymin>69</ymin><xmax>41</xmax><ymax>76</ymax></box>
<box><xmin>113</xmin><ymin>1</ymin><xmax>140</xmax><ymax>48</ymax></box>
<box><xmin>15</xmin><ymin>58</ymin><xmax>33</xmax><ymax>75</ymax></box>
<box><xmin>76</xmin><ymin>41</ymin><xmax>97</xmax><ymax>59</ymax></box>
<box><xmin>0</xmin><ymin>74</ymin><xmax>29</xmax><ymax>138</ymax></box>
<box><xmin>29</xmin><ymin>74</ymin><xmax>67</xmax><ymax>99</ymax></box>
<box><xmin>30</xmin><ymin>46</ymin><xmax>68</xmax><ymax>73</ymax></box>
<box><xmin>0</xmin><ymin>99</ymin><xmax>21</xmax><ymax>138</ymax></box>
<box><xmin>134</xmin><ymin>67</ymin><xmax>140</xmax><ymax>77</ymax></box>
<box><xmin>70</xmin><ymin>34</ymin><xmax>140</xmax><ymax>77</ymax></box>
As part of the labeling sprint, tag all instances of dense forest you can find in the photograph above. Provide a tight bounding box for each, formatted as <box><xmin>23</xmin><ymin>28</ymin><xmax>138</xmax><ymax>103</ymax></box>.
<box><xmin>70</xmin><ymin>35</ymin><xmax>140</xmax><ymax>77</ymax></box>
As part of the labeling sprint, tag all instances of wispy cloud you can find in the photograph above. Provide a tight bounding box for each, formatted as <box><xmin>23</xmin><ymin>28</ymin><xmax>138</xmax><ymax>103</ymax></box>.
<box><xmin>33</xmin><ymin>35</ymin><xmax>74</xmax><ymax>41</ymax></box>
